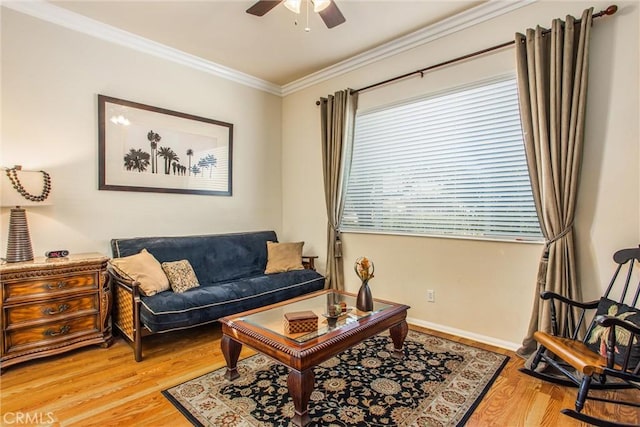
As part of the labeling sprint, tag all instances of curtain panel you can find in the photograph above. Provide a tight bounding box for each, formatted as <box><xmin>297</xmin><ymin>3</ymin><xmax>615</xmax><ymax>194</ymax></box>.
<box><xmin>320</xmin><ymin>90</ymin><xmax>358</xmax><ymax>290</ymax></box>
<box><xmin>515</xmin><ymin>8</ymin><xmax>594</xmax><ymax>358</ymax></box>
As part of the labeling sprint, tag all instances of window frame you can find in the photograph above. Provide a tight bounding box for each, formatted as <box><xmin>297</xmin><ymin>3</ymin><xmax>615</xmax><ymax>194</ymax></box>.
<box><xmin>338</xmin><ymin>74</ymin><xmax>543</xmax><ymax>243</ymax></box>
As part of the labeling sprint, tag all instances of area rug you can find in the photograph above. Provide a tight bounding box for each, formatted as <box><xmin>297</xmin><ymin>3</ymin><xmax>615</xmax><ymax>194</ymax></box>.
<box><xmin>163</xmin><ymin>330</ymin><xmax>509</xmax><ymax>426</ymax></box>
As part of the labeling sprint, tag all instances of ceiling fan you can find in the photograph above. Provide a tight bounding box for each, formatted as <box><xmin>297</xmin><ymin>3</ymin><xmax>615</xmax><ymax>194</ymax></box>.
<box><xmin>246</xmin><ymin>0</ymin><xmax>346</xmax><ymax>29</ymax></box>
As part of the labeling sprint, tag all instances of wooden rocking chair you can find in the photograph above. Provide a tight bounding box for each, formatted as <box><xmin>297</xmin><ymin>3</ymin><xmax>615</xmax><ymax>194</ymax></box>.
<box><xmin>520</xmin><ymin>246</ymin><xmax>640</xmax><ymax>426</ymax></box>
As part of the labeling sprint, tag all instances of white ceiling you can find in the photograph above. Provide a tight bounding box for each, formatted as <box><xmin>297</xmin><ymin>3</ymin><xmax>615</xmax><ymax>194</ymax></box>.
<box><xmin>48</xmin><ymin>0</ymin><xmax>484</xmax><ymax>86</ymax></box>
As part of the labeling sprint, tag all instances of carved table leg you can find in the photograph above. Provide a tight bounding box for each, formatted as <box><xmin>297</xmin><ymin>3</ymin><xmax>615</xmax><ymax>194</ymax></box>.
<box><xmin>389</xmin><ymin>320</ymin><xmax>409</xmax><ymax>358</ymax></box>
<box><xmin>221</xmin><ymin>335</ymin><xmax>242</xmax><ymax>381</ymax></box>
<box><xmin>287</xmin><ymin>368</ymin><xmax>315</xmax><ymax>427</ymax></box>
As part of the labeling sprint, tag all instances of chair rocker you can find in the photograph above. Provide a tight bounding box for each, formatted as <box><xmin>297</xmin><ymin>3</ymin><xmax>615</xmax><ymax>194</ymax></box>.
<box><xmin>520</xmin><ymin>246</ymin><xmax>640</xmax><ymax>427</ymax></box>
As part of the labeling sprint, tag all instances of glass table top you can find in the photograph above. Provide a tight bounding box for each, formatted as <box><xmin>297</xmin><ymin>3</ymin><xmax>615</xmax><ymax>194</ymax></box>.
<box><xmin>237</xmin><ymin>291</ymin><xmax>392</xmax><ymax>343</ymax></box>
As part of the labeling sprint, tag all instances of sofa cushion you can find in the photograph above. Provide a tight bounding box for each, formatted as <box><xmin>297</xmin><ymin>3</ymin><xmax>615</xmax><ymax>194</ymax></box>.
<box><xmin>139</xmin><ymin>269</ymin><xmax>326</xmax><ymax>333</ymax></box>
<box><xmin>265</xmin><ymin>241</ymin><xmax>304</xmax><ymax>274</ymax></box>
<box><xmin>162</xmin><ymin>260</ymin><xmax>200</xmax><ymax>293</ymax></box>
<box><xmin>110</xmin><ymin>249</ymin><xmax>169</xmax><ymax>296</ymax></box>
<box><xmin>111</xmin><ymin>231</ymin><xmax>277</xmax><ymax>286</ymax></box>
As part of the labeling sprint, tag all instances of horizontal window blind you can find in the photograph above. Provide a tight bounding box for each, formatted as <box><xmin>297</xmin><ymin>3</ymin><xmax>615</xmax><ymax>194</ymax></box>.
<box><xmin>340</xmin><ymin>76</ymin><xmax>542</xmax><ymax>240</ymax></box>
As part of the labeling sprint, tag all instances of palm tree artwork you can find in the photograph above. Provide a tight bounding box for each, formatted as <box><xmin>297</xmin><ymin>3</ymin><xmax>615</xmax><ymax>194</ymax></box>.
<box><xmin>157</xmin><ymin>146</ymin><xmax>179</xmax><ymax>175</ymax></box>
<box><xmin>123</xmin><ymin>148</ymin><xmax>151</xmax><ymax>172</ymax></box>
<box><xmin>172</xmin><ymin>162</ymin><xmax>187</xmax><ymax>175</ymax></box>
<box><xmin>587</xmin><ymin>304</ymin><xmax>639</xmax><ymax>358</ymax></box>
<box><xmin>147</xmin><ymin>130</ymin><xmax>161</xmax><ymax>173</ymax></box>
<box><xmin>198</xmin><ymin>154</ymin><xmax>217</xmax><ymax>178</ymax></box>
<box><xmin>122</xmin><ymin>130</ymin><xmax>221</xmax><ymax>186</ymax></box>
<box><xmin>187</xmin><ymin>149</ymin><xmax>193</xmax><ymax>176</ymax></box>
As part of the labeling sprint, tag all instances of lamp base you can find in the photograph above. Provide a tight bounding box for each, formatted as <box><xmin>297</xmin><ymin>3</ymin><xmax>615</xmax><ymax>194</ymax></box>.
<box><xmin>6</xmin><ymin>207</ymin><xmax>34</xmax><ymax>263</ymax></box>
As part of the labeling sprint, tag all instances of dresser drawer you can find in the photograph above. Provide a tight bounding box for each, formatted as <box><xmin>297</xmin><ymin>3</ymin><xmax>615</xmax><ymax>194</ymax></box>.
<box><xmin>2</xmin><ymin>273</ymin><xmax>98</xmax><ymax>303</ymax></box>
<box><xmin>4</xmin><ymin>315</ymin><xmax>99</xmax><ymax>354</ymax></box>
<box><xmin>5</xmin><ymin>295</ymin><xmax>99</xmax><ymax>327</ymax></box>
<box><xmin>0</xmin><ymin>253</ymin><xmax>111</xmax><ymax>370</ymax></box>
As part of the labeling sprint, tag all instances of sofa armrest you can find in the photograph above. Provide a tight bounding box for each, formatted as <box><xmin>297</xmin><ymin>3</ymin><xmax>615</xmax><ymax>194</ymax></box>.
<box><xmin>106</xmin><ymin>263</ymin><xmax>144</xmax><ymax>361</ymax></box>
<box><xmin>302</xmin><ymin>255</ymin><xmax>318</xmax><ymax>271</ymax></box>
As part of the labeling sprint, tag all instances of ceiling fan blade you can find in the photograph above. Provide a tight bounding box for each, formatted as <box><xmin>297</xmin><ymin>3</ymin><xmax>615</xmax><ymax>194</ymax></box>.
<box><xmin>318</xmin><ymin>0</ymin><xmax>346</xmax><ymax>28</ymax></box>
<box><xmin>246</xmin><ymin>1</ymin><xmax>283</xmax><ymax>16</ymax></box>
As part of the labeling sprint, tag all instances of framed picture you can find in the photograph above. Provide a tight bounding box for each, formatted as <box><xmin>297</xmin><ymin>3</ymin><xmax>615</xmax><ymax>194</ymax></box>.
<box><xmin>98</xmin><ymin>95</ymin><xmax>233</xmax><ymax>196</ymax></box>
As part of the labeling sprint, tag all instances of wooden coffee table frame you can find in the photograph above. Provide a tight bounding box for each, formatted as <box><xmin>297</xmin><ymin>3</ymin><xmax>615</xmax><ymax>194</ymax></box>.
<box><xmin>219</xmin><ymin>290</ymin><xmax>409</xmax><ymax>427</ymax></box>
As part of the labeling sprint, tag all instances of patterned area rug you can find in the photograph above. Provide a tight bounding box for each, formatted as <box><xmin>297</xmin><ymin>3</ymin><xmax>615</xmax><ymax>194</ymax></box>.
<box><xmin>163</xmin><ymin>330</ymin><xmax>509</xmax><ymax>426</ymax></box>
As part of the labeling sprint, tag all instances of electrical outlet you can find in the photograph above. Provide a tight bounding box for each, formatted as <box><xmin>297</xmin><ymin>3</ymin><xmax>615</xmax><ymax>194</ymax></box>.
<box><xmin>427</xmin><ymin>289</ymin><xmax>435</xmax><ymax>302</ymax></box>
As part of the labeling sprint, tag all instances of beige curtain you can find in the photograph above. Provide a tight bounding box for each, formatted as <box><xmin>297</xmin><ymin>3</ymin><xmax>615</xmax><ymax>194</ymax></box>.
<box><xmin>320</xmin><ymin>90</ymin><xmax>358</xmax><ymax>290</ymax></box>
<box><xmin>515</xmin><ymin>8</ymin><xmax>593</xmax><ymax>358</ymax></box>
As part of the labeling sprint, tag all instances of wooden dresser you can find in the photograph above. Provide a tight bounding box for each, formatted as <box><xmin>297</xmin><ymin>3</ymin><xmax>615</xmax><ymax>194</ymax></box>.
<box><xmin>0</xmin><ymin>253</ymin><xmax>112</xmax><ymax>371</ymax></box>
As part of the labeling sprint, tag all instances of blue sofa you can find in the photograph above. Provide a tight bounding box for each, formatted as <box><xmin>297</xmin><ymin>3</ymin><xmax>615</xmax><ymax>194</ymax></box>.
<box><xmin>108</xmin><ymin>230</ymin><xmax>325</xmax><ymax>361</ymax></box>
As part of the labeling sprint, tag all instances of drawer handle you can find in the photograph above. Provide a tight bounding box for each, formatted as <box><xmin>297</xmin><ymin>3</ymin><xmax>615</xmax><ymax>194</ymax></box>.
<box><xmin>43</xmin><ymin>304</ymin><xmax>70</xmax><ymax>315</ymax></box>
<box><xmin>44</xmin><ymin>325</ymin><xmax>71</xmax><ymax>337</ymax></box>
<box><xmin>45</xmin><ymin>281</ymin><xmax>67</xmax><ymax>290</ymax></box>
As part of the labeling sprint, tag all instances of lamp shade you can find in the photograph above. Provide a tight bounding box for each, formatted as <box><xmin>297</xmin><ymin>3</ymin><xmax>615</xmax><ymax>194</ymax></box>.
<box><xmin>1</xmin><ymin>167</ymin><xmax>53</xmax><ymax>207</ymax></box>
<box><xmin>1</xmin><ymin>167</ymin><xmax>53</xmax><ymax>263</ymax></box>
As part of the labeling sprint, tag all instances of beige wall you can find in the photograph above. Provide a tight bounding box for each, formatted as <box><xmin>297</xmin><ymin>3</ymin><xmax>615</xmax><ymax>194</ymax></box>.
<box><xmin>282</xmin><ymin>0</ymin><xmax>640</xmax><ymax>348</ymax></box>
<box><xmin>1</xmin><ymin>1</ymin><xmax>638</xmax><ymax>350</ymax></box>
<box><xmin>1</xmin><ymin>9</ymin><xmax>283</xmax><ymax>256</ymax></box>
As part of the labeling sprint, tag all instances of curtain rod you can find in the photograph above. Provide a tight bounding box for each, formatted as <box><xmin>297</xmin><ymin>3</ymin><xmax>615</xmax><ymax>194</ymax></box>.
<box><xmin>335</xmin><ymin>4</ymin><xmax>617</xmax><ymax>99</ymax></box>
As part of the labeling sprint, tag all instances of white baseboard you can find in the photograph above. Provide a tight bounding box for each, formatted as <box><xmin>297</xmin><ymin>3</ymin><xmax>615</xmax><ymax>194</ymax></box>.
<box><xmin>407</xmin><ymin>316</ymin><xmax>521</xmax><ymax>352</ymax></box>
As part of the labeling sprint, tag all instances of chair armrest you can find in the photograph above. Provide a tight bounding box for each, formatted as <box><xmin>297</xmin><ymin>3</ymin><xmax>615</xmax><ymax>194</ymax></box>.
<box><xmin>596</xmin><ymin>315</ymin><xmax>640</xmax><ymax>336</ymax></box>
<box><xmin>106</xmin><ymin>262</ymin><xmax>145</xmax><ymax>361</ymax></box>
<box><xmin>541</xmin><ymin>291</ymin><xmax>599</xmax><ymax>339</ymax></box>
<box><xmin>106</xmin><ymin>264</ymin><xmax>140</xmax><ymax>295</ymax></box>
<box><xmin>540</xmin><ymin>291</ymin><xmax>599</xmax><ymax>310</ymax></box>
<box><xmin>302</xmin><ymin>255</ymin><xmax>318</xmax><ymax>271</ymax></box>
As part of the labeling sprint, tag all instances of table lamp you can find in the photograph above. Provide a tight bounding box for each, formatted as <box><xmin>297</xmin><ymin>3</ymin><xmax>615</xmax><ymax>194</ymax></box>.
<box><xmin>1</xmin><ymin>166</ymin><xmax>52</xmax><ymax>263</ymax></box>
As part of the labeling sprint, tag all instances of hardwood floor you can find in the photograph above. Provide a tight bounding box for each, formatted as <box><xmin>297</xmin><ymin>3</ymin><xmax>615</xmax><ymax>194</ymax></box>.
<box><xmin>1</xmin><ymin>324</ymin><xmax>638</xmax><ymax>426</ymax></box>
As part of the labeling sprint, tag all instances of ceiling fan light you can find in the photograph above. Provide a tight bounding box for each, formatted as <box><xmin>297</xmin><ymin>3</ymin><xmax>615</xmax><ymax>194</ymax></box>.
<box><xmin>313</xmin><ymin>0</ymin><xmax>331</xmax><ymax>12</ymax></box>
<box><xmin>283</xmin><ymin>0</ymin><xmax>301</xmax><ymax>14</ymax></box>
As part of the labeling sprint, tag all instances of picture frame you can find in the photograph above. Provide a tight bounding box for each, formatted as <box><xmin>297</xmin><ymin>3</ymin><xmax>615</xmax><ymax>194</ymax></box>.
<box><xmin>98</xmin><ymin>95</ymin><xmax>233</xmax><ymax>196</ymax></box>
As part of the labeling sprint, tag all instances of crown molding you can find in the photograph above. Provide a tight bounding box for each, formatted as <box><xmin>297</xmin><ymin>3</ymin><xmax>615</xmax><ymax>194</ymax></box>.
<box><xmin>3</xmin><ymin>0</ymin><xmax>535</xmax><ymax>97</ymax></box>
<box><xmin>281</xmin><ymin>0</ymin><xmax>536</xmax><ymax>96</ymax></box>
<box><xmin>1</xmin><ymin>0</ymin><xmax>283</xmax><ymax>96</ymax></box>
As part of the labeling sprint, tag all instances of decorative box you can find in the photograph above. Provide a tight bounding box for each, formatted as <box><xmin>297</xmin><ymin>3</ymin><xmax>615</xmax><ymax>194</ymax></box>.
<box><xmin>284</xmin><ymin>310</ymin><xmax>318</xmax><ymax>334</ymax></box>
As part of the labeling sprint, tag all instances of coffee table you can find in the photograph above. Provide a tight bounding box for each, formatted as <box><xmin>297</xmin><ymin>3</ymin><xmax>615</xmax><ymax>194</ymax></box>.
<box><xmin>219</xmin><ymin>289</ymin><xmax>410</xmax><ymax>426</ymax></box>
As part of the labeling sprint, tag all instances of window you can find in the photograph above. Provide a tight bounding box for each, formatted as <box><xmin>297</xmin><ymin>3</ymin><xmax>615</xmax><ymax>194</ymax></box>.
<box><xmin>340</xmin><ymin>76</ymin><xmax>542</xmax><ymax>241</ymax></box>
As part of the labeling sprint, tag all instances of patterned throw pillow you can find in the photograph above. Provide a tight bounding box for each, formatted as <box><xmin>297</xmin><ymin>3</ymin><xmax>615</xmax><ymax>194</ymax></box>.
<box><xmin>586</xmin><ymin>297</ymin><xmax>640</xmax><ymax>369</ymax></box>
<box><xmin>161</xmin><ymin>260</ymin><xmax>200</xmax><ymax>293</ymax></box>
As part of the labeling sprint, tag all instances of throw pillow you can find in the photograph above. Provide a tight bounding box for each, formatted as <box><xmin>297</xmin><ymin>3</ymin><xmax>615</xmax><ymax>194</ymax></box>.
<box><xmin>586</xmin><ymin>297</ymin><xmax>640</xmax><ymax>369</ymax></box>
<box><xmin>162</xmin><ymin>260</ymin><xmax>200</xmax><ymax>293</ymax></box>
<box><xmin>110</xmin><ymin>249</ymin><xmax>170</xmax><ymax>296</ymax></box>
<box><xmin>265</xmin><ymin>241</ymin><xmax>305</xmax><ymax>274</ymax></box>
